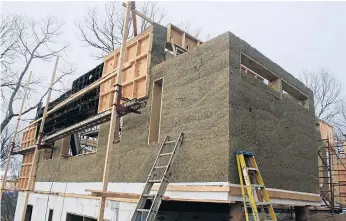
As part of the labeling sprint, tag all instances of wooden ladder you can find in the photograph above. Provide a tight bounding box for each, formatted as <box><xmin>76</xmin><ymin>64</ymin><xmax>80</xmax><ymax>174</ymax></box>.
<box><xmin>130</xmin><ymin>133</ymin><xmax>184</xmax><ymax>221</ymax></box>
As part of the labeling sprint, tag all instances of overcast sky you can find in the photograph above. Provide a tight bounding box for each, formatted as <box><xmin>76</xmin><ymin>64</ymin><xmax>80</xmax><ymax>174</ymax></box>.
<box><xmin>2</xmin><ymin>1</ymin><xmax>346</xmax><ymax>102</ymax></box>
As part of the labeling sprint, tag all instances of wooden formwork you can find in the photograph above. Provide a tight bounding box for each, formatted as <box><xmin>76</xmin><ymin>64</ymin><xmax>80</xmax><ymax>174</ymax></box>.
<box><xmin>17</xmin><ymin>152</ymin><xmax>34</xmax><ymax>190</ymax></box>
<box><xmin>98</xmin><ymin>27</ymin><xmax>153</xmax><ymax>113</ymax></box>
<box><xmin>20</xmin><ymin>124</ymin><xmax>37</xmax><ymax>149</ymax></box>
<box><xmin>319</xmin><ymin>121</ymin><xmax>341</xmax><ymax>203</ymax></box>
<box><xmin>338</xmin><ymin>158</ymin><xmax>346</xmax><ymax>204</ymax></box>
<box><xmin>166</xmin><ymin>23</ymin><xmax>202</xmax><ymax>50</ymax></box>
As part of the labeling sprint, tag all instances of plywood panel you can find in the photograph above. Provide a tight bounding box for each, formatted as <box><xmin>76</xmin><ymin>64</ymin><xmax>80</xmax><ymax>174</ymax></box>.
<box><xmin>20</xmin><ymin>124</ymin><xmax>37</xmax><ymax>149</ymax></box>
<box><xmin>18</xmin><ymin>151</ymin><xmax>34</xmax><ymax>190</ymax></box>
<box><xmin>319</xmin><ymin>121</ymin><xmax>334</xmax><ymax>143</ymax></box>
<box><xmin>319</xmin><ymin>121</ymin><xmax>340</xmax><ymax>202</ymax></box>
<box><xmin>137</xmin><ymin>36</ymin><xmax>150</xmax><ymax>55</ymax></box>
<box><xmin>170</xmin><ymin>28</ymin><xmax>183</xmax><ymax>46</ymax></box>
<box><xmin>134</xmin><ymin>78</ymin><xmax>147</xmax><ymax>98</ymax></box>
<box><xmin>98</xmin><ymin>27</ymin><xmax>153</xmax><ymax>113</ymax></box>
<box><xmin>338</xmin><ymin>158</ymin><xmax>346</xmax><ymax>204</ymax></box>
<box><xmin>167</xmin><ymin>24</ymin><xmax>202</xmax><ymax>50</ymax></box>
<box><xmin>135</xmin><ymin>55</ymin><xmax>148</xmax><ymax>78</ymax></box>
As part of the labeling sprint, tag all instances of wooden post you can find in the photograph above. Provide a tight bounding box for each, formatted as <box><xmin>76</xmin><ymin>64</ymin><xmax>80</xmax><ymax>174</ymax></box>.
<box><xmin>21</xmin><ymin>56</ymin><xmax>60</xmax><ymax>221</ymax></box>
<box><xmin>0</xmin><ymin>71</ymin><xmax>33</xmax><ymax>200</ymax></box>
<box><xmin>131</xmin><ymin>2</ymin><xmax>137</xmax><ymax>36</ymax></box>
<box><xmin>97</xmin><ymin>2</ymin><xmax>131</xmax><ymax>221</ymax></box>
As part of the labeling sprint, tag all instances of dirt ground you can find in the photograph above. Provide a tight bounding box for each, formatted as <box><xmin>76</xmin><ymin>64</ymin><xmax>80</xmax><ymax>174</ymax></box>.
<box><xmin>310</xmin><ymin>213</ymin><xmax>346</xmax><ymax>221</ymax></box>
<box><xmin>277</xmin><ymin>213</ymin><xmax>346</xmax><ymax>221</ymax></box>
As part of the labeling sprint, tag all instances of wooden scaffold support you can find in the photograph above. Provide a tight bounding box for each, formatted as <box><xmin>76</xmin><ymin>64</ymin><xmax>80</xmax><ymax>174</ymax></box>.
<box><xmin>0</xmin><ymin>71</ymin><xmax>33</xmax><ymax>200</ymax></box>
<box><xmin>96</xmin><ymin>1</ymin><xmax>155</xmax><ymax>220</ymax></box>
<box><xmin>96</xmin><ymin>2</ymin><xmax>131</xmax><ymax>221</ymax></box>
<box><xmin>20</xmin><ymin>56</ymin><xmax>60</xmax><ymax>221</ymax></box>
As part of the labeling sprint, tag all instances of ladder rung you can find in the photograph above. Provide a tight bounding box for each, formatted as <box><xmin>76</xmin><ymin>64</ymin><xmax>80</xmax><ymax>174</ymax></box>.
<box><xmin>143</xmin><ymin>194</ymin><xmax>155</xmax><ymax>199</ymax></box>
<box><xmin>154</xmin><ymin>165</ymin><xmax>168</xmax><ymax>169</ymax></box>
<box><xmin>137</xmin><ymin>208</ymin><xmax>150</xmax><ymax>212</ymax></box>
<box><xmin>251</xmin><ymin>184</ymin><xmax>264</xmax><ymax>188</ymax></box>
<box><xmin>247</xmin><ymin>167</ymin><xmax>258</xmax><ymax>171</ymax></box>
<box><xmin>160</xmin><ymin>152</ymin><xmax>173</xmax><ymax>156</ymax></box>
<box><xmin>165</xmin><ymin>140</ymin><xmax>176</xmax><ymax>144</ymax></box>
<box><xmin>255</xmin><ymin>202</ymin><xmax>271</xmax><ymax>206</ymax></box>
<box><xmin>149</xmin><ymin>179</ymin><xmax>162</xmax><ymax>183</ymax></box>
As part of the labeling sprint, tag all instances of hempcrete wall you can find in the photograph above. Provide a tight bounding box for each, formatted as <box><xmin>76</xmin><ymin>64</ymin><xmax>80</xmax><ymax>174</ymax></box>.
<box><xmin>227</xmin><ymin>32</ymin><xmax>319</xmax><ymax>193</ymax></box>
<box><xmin>36</xmin><ymin>27</ymin><xmax>230</xmax><ymax>183</ymax></box>
<box><xmin>36</xmin><ymin>30</ymin><xmax>319</xmax><ymax>194</ymax></box>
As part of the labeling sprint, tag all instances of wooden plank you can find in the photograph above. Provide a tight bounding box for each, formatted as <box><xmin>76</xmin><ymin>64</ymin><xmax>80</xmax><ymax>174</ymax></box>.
<box><xmin>229</xmin><ymin>185</ymin><xmax>321</xmax><ymax>202</ymax></box>
<box><xmin>131</xmin><ymin>2</ymin><xmax>137</xmax><ymax>36</ymax></box>
<box><xmin>60</xmin><ymin>136</ymin><xmax>71</xmax><ymax>157</ymax></box>
<box><xmin>0</xmin><ymin>71</ymin><xmax>33</xmax><ymax>198</ymax></box>
<box><xmin>97</xmin><ymin>3</ymin><xmax>131</xmax><ymax>221</ymax></box>
<box><xmin>32</xmin><ymin>183</ymin><xmax>321</xmax><ymax>206</ymax></box>
<box><xmin>86</xmin><ymin>189</ymin><xmax>139</xmax><ymax>199</ymax></box>
<box><xmin>21</xmin><ymin>57</ymin><xmax>60</xmax><ymax>221</ymax></box>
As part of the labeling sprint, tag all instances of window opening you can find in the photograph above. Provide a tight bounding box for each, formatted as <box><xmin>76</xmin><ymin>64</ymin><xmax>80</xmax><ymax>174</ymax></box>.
<box><xmin>148</xmin><ymin>78</ymin><xmax>163</xmax><ymax>143</ymax></box>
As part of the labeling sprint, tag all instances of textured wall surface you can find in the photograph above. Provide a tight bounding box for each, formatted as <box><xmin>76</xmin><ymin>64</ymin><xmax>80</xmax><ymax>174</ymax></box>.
<box><xmin>36</xmin><ymin>29</ymin><xmax>231</xmax><ymax>183</ymax></box>
<box><xmin>110</xmin><ymin>33</ymin><xmax>230</xmax><ymax>182</ymax></box>
<box><xmin>227</xmin><ymin>32</ymin><xmax>319</xmax><ymax>193</ymax></box>
<box><xmin>36</xmin><ymin>31</ymin><xmax>319</xmax><ymax>194</ymax></box>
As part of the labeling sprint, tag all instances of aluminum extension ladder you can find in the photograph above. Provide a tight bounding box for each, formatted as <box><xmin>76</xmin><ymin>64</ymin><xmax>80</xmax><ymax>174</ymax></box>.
<box><xmin>236</xmin><ymin>151</ymin><xmax>277</xmax><ymax>221</ymax></box>
<box><xmin>131</xmin><ymin>133</ymin><xmax>184</xmax><ymax>221</ymax></box>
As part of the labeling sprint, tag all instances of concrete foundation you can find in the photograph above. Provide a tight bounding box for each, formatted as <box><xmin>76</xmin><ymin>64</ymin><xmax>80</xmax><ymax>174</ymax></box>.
<box><xmin>295</xmin><ymin>206</ymin><xmax>311</xmax><ymax>221</ymax></box>
<box><xmin>229</xmin><ymin>202</ymin><xmax>244</xmax><ymax>221</ymax></box>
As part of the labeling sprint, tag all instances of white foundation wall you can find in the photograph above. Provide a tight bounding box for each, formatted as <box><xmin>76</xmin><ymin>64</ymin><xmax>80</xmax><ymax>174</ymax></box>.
<box><xmin>14</xmin><ymin>191</ymin><xmax>229</xmax><ymax>221</ymax></box>
<box><xmin>14</xmin><ymin>191</ymin><xmax>135</xmax><ymax>221</ymax></box>
<box><xmin>14</xmin><ymin>182</ymin><xmax>230</xmax><ymax>221</ymax></box>
<box><xmin>14</xmin><ymin>181</ymin><xmax>322</xmax><ymax>221</ymax></box>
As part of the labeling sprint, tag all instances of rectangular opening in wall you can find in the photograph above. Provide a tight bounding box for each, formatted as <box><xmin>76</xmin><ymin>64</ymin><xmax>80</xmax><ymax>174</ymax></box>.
<box><xmin>58</xmin><ymin>125</ymin><xmax>99</xmax><ymax>158</ymax></box>
<box><xmin>148</xmin><ymin>78</ymin><xmax>163</xmax><ymax>144</ymax></box>
<box><xmin>48</xmin><ymin>209</ymin><xmax>53</xmax><ymax>221</ymax></box>
<box><xmin>24</xmin><ymin>205</ymin><xmax>33</xmax><ymax>221</ymax></box>
<box><xmin>43</xmin><ymin>149</ymin><xmax>53</xmax><ymax>160</ymax></box>
<box><xmin>240</xmin><ymin>53</ymin><xmax>279</xmax><ymax>86</ymax></box>
<box><xmin>66</xmin><ymin>213</ymin><xmax>97</xmax><ymax>221</ymax></box>
<box><xmin>66</xmin><ymin>213</ymin><xmax>83</xmax><ymax>221</ymax></box>
<box><xmin>282</xmin><ymin>80</ymin><xmax>309</xmax><ymax>109</ymax></box>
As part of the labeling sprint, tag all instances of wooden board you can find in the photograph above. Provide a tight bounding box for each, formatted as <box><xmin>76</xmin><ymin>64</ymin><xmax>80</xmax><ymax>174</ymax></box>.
<box><xmin>17</xmin><ymin>152</ymin><xmax>34</xmax><ymax>190</ymax></box>
<box><xmin>166</xmin><ymin>24</ymin><xmax>202</xmax><ymax>51</ymax></box>
<box><xmin>98</xmin><ymin>27</ymin><xmax>153</xmax><ymax>113</ymax></box>
<box><xmin>36</xmin><ymin>183</ymin><xmax>320</xmax><ymax>205</ymax></box>
<box><xmin>20</xmin><ymin>124</ymin><xmax>37</xmax><ymax>149</ymax></box>
<box><xmin>337</xmin><ymin>158</ymin><xmax>346</xmax><ymax>204</ymax></box>
<box><xmin>319</xmin><ymin>121</ymin><xmax>340</xmax><ymax>202</ymax></box>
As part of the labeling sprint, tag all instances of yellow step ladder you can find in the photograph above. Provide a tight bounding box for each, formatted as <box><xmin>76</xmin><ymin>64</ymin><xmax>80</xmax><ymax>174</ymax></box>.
<box><xmin>236</xmin><ymin>151</ymin><xmax>277</xmax><ymax>221</ymax></box>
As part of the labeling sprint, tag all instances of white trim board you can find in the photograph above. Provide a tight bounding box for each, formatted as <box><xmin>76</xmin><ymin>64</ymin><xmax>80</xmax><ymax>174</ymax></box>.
<box><xmin>34</xmin><ymin>181</ymin><xmax>322</xmax><ymax>206</ymax></box>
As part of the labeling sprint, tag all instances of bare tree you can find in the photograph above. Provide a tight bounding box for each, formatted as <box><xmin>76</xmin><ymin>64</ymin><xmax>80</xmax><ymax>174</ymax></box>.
<box><xmin>77</xmin><ymin>1</ymin><xmax>166</xmax><ymax>59</ymax></box>
<box><xmin>0</xmin><ymin>127</ymin><xmax>14</xmax><ymax>168</ymax></box>
<box><xmin>0</xmin><ymin>15</ymin><xmax>72</xmax><ymax>132</ymax></box>
<box><xmin>330</xmin><ymin>100</ymin><xmax>346</xmax><ymax>139</ymax></box>
<box><xmin>177</xmin><ymin>20</ymin><xmax>202</xmax><ymax>38</ymax></box>
<box><xmin>301</xmin><ymin>69</ymin><xmax>342</xmax><ymax>121</ymax></box>
<box><xmin>1</xmin><ymin>190</ymin><xmax>18</xmax><ymax>221</ymax></box>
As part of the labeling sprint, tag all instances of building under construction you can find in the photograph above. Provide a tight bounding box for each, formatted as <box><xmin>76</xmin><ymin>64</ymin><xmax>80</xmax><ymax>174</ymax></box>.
<box><xmin>3</xmin><ymin>3</ymin><xmax>346</xmax><ymax>221</ymax></box>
